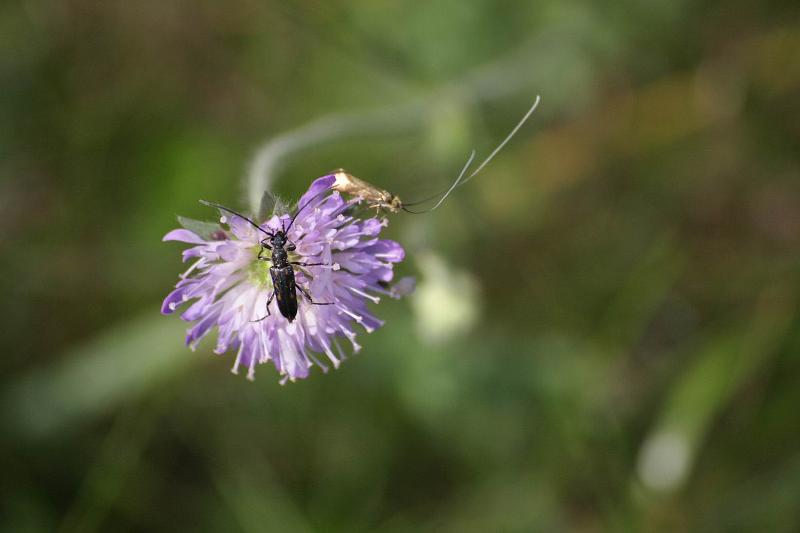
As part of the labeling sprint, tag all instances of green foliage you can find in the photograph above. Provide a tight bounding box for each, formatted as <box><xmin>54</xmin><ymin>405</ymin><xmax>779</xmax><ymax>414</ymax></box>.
<box><xmin>258</xmin><ymin>191</ymin><xmax>291</xmax><ymax>221</ymax></box>
<box><xmin>177</xmin><ymin>216</ymin><xmax>223</xmax><ymax>240</ymax></box>
<box><xmin>258</xmin><ymin>191</ymin><xmax>279</xmax><ymax>221</ymax></box>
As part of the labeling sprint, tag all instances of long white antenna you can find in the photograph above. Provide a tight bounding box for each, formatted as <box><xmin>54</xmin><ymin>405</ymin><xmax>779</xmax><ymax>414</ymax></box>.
<box><xmin>458</xmin><ymin>94</ymin><xmax>541</xmax><ymax>186</ymax></box>
<box><xmin>425</xmin><ymin>150</ymin><xmax>476</xmax><ymax>212</ymax></box>
<box><xmin>403</xmin><ymin>95</ymin><xmax>542</xmax><ymax>214</ymax></box>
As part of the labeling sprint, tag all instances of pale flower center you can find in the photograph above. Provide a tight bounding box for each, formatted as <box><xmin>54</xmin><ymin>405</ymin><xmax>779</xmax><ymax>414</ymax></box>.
<box><xmin>245</xmin><ymin>244</ymin><xmax>303</xmax><ymax>289</ymax></box>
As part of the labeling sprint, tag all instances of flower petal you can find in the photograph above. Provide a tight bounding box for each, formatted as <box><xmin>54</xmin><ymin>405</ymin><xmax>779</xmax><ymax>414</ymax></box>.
<box><xmin>161</xmin><ymin>287</ymin><xmax>187</xmax><ymax>315</ymax></box>
<box><xmin>298</xmin><ymin>175</ymin><xmax>336</xmax><ymax>208</ymax></box>
<box><xmin>365</xmin><ymin>239</ymin><xmax>405</xmax><ymax>263</ymax></box>
<box><xmin>163</xmin><ymin>229</ymin><xmax>206</xmax><ymax>244</ymax></box>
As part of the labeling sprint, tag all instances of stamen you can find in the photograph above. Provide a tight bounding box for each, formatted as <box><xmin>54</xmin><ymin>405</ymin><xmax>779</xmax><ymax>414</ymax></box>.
<box><xmin>305</xmin><ymin>349</ymin><xmax>329</xmax><ymax>373</ymax></box>
<box><xmin>332</xmin><ymin>338</ymin><xmax>348</xmax><ymax>361</ymax></box>
<box><xmin>247</xmin><ymin>348</ymin><xmax>256</xmax><ymax>381</ymax></box>
<box><xmin>180</xmin><ymin>257</ymin><xmax>206</xmax><ymax>279</ymax></box>
<box><xmin>258</xmin><ymin>327</ymin><xmax>272</xmax><ymax>364</ymax></box>
<box><xmin>231</xmin><ymin>342</ymin><xmax>245</xmax><ymax>375</ymax></box>
<box><xmin>348</xmin><ymin>286</ymin><xmax>380</xmax><ymax>303</ymax></box>
<box><xmin>337</xmin><ymin>305</ymin><xmax>363</xmax><ymax>323</ymax></box>
<box><xmin>316</xmin><ymin>335</ymin><xmax>340</xmax><ymax>368</ymax></box>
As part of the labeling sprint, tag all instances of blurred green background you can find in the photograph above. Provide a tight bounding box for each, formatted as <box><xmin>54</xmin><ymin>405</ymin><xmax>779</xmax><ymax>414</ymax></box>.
<box><xmin>2</xmin><ymin>1</ymin><xmax>800</xmax><ymax>531</ymax></box>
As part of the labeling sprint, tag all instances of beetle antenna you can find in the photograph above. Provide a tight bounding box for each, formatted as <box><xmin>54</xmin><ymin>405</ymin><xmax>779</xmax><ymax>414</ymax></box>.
<box><xmin>200</xmin><ymin>200</ymin><xmax>271</xmax><ymax>236</ymax></box>
<box><xmin>284</xmin><ymin>188</ymin><xmax>334</xmax><ymax>234</ymax></box>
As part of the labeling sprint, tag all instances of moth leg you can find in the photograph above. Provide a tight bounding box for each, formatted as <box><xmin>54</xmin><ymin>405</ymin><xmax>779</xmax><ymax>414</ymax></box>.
<box><xmin>297</xmin><ymin>284</ymin><xmax>334</xmax><ymax>306</ymax></box>
<box><xmin>251</xmin><ymin>290</ymin><xmax>275</xmax><ymax>322</ymax></box>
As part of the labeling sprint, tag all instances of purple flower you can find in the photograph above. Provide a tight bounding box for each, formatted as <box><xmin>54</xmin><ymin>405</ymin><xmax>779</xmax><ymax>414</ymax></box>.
<box><xmin>162</xmin><ymin>175</ymin><xmax>410</xmax><ymax>383</ymax></box>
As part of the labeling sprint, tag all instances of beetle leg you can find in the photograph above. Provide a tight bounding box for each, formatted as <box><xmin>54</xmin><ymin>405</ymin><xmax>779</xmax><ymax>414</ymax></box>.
<box><xmin>250</xmin><ymin>290</ymin><xmax>275</xmax><ymax>322</ymax></box>
<box><xmin>291</xmin><ymin>261</ymin><xmax>329</xmax><ymax>267</ymax></box>
<box><xmin>296</xmin><ymin>284</ymin><xmax>333</xmax><ymax>305</ymax></box>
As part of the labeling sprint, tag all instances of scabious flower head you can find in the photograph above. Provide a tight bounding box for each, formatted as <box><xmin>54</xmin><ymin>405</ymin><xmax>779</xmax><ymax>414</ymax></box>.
<box><xmin>162</xmin><ymin>175</ymin><xmax>410</xmax><ymax>383</ymax></box>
